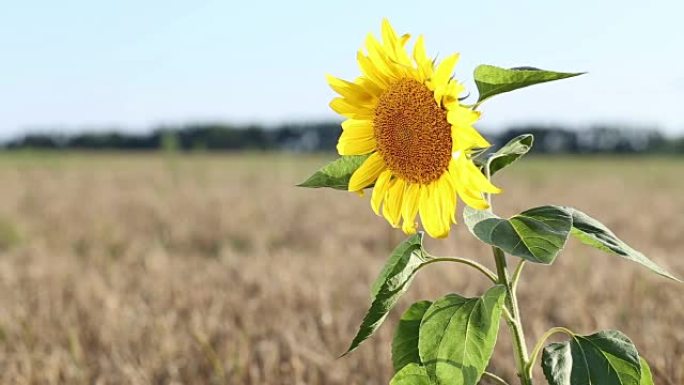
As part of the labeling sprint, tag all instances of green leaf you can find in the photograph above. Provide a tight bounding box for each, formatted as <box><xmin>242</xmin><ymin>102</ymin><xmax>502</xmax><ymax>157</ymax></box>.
<box><xmin>344</xmin><ymin>233</ymin><xmax>427</xmax><ymax>355</ymax></box>
<box><xmin>463</xmin><ymin>206</ymin><xmax>572</xmax><ymax>264</ymax></box>
<box><xmin>473</xmin><ymin>134</ymin><xmax>534</xmax><ymax>176</ymax></box>
<box><xmin>566</xmin><ymin>207</ymin><xmax>681</xmax><ymax>282</ymax></box>
<box><xmin>297</xmin><ymin>155</ymin><xmax>369</xmax><ymax>190</ymax></box>
<box><xmin>474</xmin><ymin>64</ymin><xmax>584</xmax><ymax>103</ymax></box>
<box><xmin>541</xmin><ymin>330</ymin><xmax>641</xmax><ymax>385</ymax></box>
<box><xmin>418</xmin><ymin>285</ymin><xmax>507</xmax><ymax>385</ymax></box>
<box><xmin>392</xmin><ymin>300</ymin><xmax>432</xmax><ymax>372</ymax></box>
<box><xmin>639</xmin><ymin>358</ymin><xmax>654</xmax><ymax>385</ymax></box>
<box><xmin>390</xmin><ymin>363</ymin><xmax>434</xmax><ymax>385</ymax></box>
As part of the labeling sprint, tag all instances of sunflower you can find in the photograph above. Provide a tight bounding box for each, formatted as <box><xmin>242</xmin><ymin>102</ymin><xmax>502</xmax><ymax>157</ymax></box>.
<box><xmin>327</xmin><ymin>19</ymin><xmax>501</xmax><ymax>239</ymax></box>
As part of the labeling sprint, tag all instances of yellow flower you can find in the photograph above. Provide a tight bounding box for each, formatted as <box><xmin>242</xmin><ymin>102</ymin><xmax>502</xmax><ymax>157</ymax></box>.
<box><xmin>327</xmin><ymin>19</ymin><xmax>501</xmax><ymax>239</ymax></box>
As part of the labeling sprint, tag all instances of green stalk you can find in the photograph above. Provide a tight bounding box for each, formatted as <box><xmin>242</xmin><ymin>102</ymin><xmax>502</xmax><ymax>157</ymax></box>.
<box><xmin>493</xmin><ymin>246</ymin><xmax>533</xmax><ymax>385</ymax></box>
<box><xmin>483</xmin><ymin>371</ymin><xmax>512</xmax><ymax>385</ymax></box>
<box><xmin>483</xmin><ymin>156</ymin><xmax>532</xmax><ymax>385</ymax></box>
<box><xmin>526</xmin><ymin>326</ymin><xmax>574</xmax><ymax>379</ymax></box>
<box><xmin>421</xmin><ymin>255</ymin><xmax>499</xmax><ymax>284</ymax></box>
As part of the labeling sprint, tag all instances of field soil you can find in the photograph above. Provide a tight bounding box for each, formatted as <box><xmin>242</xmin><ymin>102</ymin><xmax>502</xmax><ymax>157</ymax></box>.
<box><xmin>0</xmin><ymin>152</ymin><xmax>682</xmax><ymax>385</ymax></box>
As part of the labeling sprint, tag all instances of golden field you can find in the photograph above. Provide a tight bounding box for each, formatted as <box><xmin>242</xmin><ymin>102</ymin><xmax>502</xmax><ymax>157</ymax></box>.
<box><xmin>0</xmin><ymin>152</ymin><xmax>682</xmax><ymax>385</ymax></box>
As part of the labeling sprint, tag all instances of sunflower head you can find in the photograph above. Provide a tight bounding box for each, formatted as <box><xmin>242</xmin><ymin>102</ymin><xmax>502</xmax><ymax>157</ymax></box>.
<box><xmin>327</xmin><ymin>19</ymin><xmax>501</xmax><ymax>239</ymax></box>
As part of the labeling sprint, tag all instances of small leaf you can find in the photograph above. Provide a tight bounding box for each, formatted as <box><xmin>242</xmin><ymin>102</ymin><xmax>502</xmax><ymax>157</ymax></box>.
<box><xmin>392</xmin><ymin>300</ymin><xmax>432</xmax><ymax>372</ymax></box>
<box><xmin>344</xmin><ymin>233</ymin><xmax>427</xmax><ymax>355</ymax></box>
<box><xmin>297</xmin><ymin>155</ymin><xmax>370</xmax><ymax>190</ymax></box>
<box><xmin>639</xmin><ymin>357</ymin><xmax>654</xmax><ymax>385</ymax></box>
<box><xmin>464</xmin><ymin>206</ymin><xmax>572</xmax><ymax>264</ymax></box>
<box><xmin>390</xmin><ymin>363</ymin><xmax>433</xmax><ymax>385</ymax></box>
<box><xmin>473</xmin><ymin>134</ymin><xmax>534</xmax><ymax>176</ymax></box>
<box><xmin>474</xmin><ymin>64</ymin><xmax>584</xmax><ymax>103</ymax></box>
<box><xmin>541</xmin><ymin>330</ymin><xmax>641</xmax><ymax>385</ymax></box>
<box><xmin>419</xmin><ymin>285</ymin><xmax>507</xmax><ymax>385</ymax></box>
<box><xmin>566</xmin><ymin>207</ymin><xmax>681</xmax><ymax>282</ymax></box>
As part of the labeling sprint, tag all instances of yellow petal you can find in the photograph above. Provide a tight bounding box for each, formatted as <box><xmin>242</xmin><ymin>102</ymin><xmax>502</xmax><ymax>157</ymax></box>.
<box><xmin>326</xmin><ymin>74</ymin><xmax>375</xmax><ymax>105</ymax></box>
<box><xmin>418</xmin><ymin>182</ymin><xmax>449</xmax><ymax>239</ymax></box>
<box><xmin>381</xmin><ymin>18</ymin><xmax>399</xmax><ymax>49</ymax></box>
<box><xmin>451</xmin><ymin>125</ymin><xmax>490</xmax><ymax>150</ymax></box>
<box><xmin>441</xmin><ymin>79</ymin><xmax>466</xmax><ymax>107</ymax></box>
<box><xmin>357</xmin><ymin>51</ymin><xmax>390</xmax><ymax>88</ymax></box>
<box><xmin>337</xmin><ymin>135</ymin><xmax>376</xmax><ymax>156</ymax></box>
<box><xmin>401</xmin><ymin>182</ymin><xmax>420</xmax><ymax>234</ymax></box>
<box><xmin>393</xmin><ymin>44</ymin><xmax>413</xmax><ymax>68</ymax></box>
<box><xmin>433</xmin><ymin>80</ymin><xmax>458</xmax><ymax>107</ymax></box>
<box><xmin>341</xmin><ymin>119</ymin><xmax>374</xmax><ymax>137</ymax></box>
<box><xmin>365</xmin><ymin>34</ymin><xmax>399</xmax><ymax>79</ymax></box>
<box><xmin>413</xmin><ymin>35</ymin><xmax>427</xmax><ymax>62</ymax></box>
<box><xmin>382</xmin><ymin>177</ymin><xmax>405</xmax><ymax>227</ymax></box>
<box><xmin>448</xmin><ymin>158</ymin><xmax>489</xmax><ymax>209</ymax></box>
<box><xmin>432</xmin><ymin>53</ymin><xmax>460</xmax><ymax>91</ymax></box>
<box><xmin>463</xmin><ymin>156</ymin><xmax>502</xmax><ymax>193</ymax></box>
<box><xmin>371</xmin><ymin>170</ymin><xmax>392</xmax><ymax>215</ymax></box>
<box><xmin>381</xmin><ymin>19</ymin><xmax>412</xmax><ymax>67</ymax></box>
<box><xmin>348</xmin><ymin>152</ymin><xmax>386</xmax><ymax>191</ymax></box>
<box><xmin>330</xmin><ymin>97</ymin><xmax>374</xmax><ymax>120</ymax></box>
<box><xmin>447</xmin><ymin>106</ymin><xmax>480</xmax><ymax>126</ymax></box>
<box><xmin>448</xmin><ymin>156</ymin><xmax>498</xmax><ymax>209</ymax></box>
<box><xmin>446</xmin><ymin>180</ymin><xmax>458</xmax><ymax>224</ymax></box>
<box><xmin>457</xmin><ymin>184</ymin><xmax>490</xmax><ymax>210</ymax></box>
<box><xmin>413</xmin><ymin>35</ymin><xmax>433</xmax><ymax>81</ymax></box>
<box><xmin>436</xmin><ymin>174</ymin><xmax>457</xmax><ymax>225</ymax></box>
<box><xmin>338</xmin><ymin>129</ymin><xmax>374</xmax><ymax>146</ymax></box>
<box><xmin>355</xmin><ymin>76</ymin><xmax>383</xmax><ymax>98</ymax></box>
<box><xmin>447</xmin><ymin>108</ymin><xmax>489</xmax><ymax>149</ymax></box>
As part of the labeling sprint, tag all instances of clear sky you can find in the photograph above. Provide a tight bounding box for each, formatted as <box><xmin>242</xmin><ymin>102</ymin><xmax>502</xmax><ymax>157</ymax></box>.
<box><xmin>1</xmin><ymin>0</ymin><xmax>683</xmax><ymax>138</ymax></box>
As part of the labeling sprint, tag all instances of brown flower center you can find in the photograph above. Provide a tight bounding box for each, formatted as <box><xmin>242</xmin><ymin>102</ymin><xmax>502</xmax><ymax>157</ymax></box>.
<box><xmin>373</xmin><ymin>78</ymin><xmax>452</xmax><ymax>184</ymax></box>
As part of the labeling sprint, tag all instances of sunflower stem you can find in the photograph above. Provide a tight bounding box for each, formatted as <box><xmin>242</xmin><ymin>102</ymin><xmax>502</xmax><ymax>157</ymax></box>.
<box><xmin>483</xmin><ymin>154</ymin><xmax>532</xmax><ymax>385</ymax></box>
<box><xmin>525</xmin><ymin>326</ymin><xmax>574</xmax><ymax>380</ymax></box>
<box><xmin>511</xmin><ymin>260</ymin><xmax>526</xmax><ymax>293</ymax></box>
<box><xmin>421</xmin><ymin>255</ymin><xmax>498</xmax><ymax>283</ymax></box>
<box><xmin>493</xmin><ymin>247</ymin><xmax>532</xmax><ymax>385</ymax></box>
<box><xmin>483</xmin><ymin>371</ymin><xmax>512</xmax><ymax>385</ymax></box>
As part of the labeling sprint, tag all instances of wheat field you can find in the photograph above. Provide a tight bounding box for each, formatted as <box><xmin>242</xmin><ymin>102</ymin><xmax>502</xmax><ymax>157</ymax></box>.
<box><xmin>0</xmin><ymin>152</ymin><xmax>681</xmax><ymax>385</ymax></box>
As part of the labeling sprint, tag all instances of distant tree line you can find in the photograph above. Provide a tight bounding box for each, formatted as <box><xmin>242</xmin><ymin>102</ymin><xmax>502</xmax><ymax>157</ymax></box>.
<box><xmin>2</xmin><ymin>122</ymin><xmax>683</xmax><ymax>154</ymax></box>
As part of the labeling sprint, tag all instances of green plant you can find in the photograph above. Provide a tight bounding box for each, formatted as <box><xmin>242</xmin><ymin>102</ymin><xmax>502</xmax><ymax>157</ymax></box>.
<box><xmin>300</xmin><ymin>55</ymin><xmax>681</xmax><ymax>384</ymax></box>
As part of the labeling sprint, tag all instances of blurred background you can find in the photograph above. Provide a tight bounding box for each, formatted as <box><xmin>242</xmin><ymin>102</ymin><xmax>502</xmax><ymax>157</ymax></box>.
<box><xmin>0</xmin><ymin>1</ymin><xmax>682</xmax><ymax>384</ymax></box>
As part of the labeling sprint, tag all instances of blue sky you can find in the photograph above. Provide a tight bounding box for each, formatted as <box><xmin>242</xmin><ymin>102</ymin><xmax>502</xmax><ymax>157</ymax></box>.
<box><xmin>1</xmin><ymin>0</ymin><xmax>683</xmax><ymax>138</ymax></box>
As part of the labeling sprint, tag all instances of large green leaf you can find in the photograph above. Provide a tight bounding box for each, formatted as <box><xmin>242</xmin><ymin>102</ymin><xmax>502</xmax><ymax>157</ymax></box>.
<box><xmin>390</xmin><ymin>363</ymin><xmax>433</xmax><ymax>385</ymax></box>
<box><xmin>297</xmin><ymin>155</ymin><xmax>369</xmax><ymax>190</ymax></box>
<box><xmin>418</xmin><ymin>285</ymin><xmax>506</xmax><ymax>385</ymax></box>
<box><xmin>566</xmin><ymin>207</ymin><xmax>681</xmax><ymax>282</ymax></box>
<box><xmin>474</xmin><ymin>65</ymin><xmax>584</xmax><ymax>103</ymax></box>
<box><xmin>638</xmin><ymin>358</ymin><xmax>654</xmax><ymax>385</ymax></box>
<box><xmin>463</xmin><ymin>206</ymin><xmax>572</xmax><ymax>264</ymax></box>
<box><xmin>343</xmin><ymin>233</ymin><xmax>427</xmax><ymax>355</ymax></box>
<box><xmin>541</xmin><ymin>330</ymin><xmax>641</xmax><ymax>385</ymax></box>
<box><xmin>392</xmin><ymin>300</ymin><xmax>432</xmax><ymax>372</ymax></box>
